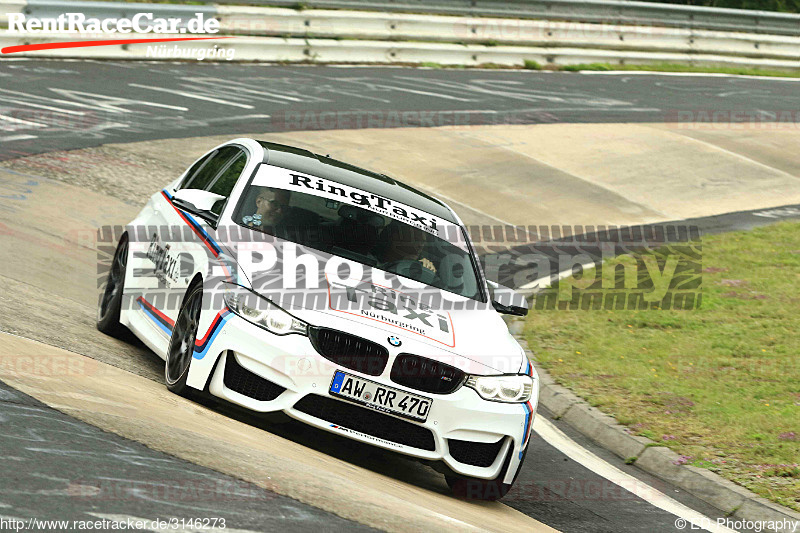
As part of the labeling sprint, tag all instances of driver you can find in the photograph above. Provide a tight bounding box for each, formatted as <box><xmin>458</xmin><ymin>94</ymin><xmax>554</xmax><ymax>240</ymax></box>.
<box><xmin>243</xmin><ymin>187</ymin><xmax>291</xmax><ymax>229</ymax></box>
<box><xmin>378</xmin><ymin>223</ymin><xmax>437</xmax><ymax>273</ymax></box>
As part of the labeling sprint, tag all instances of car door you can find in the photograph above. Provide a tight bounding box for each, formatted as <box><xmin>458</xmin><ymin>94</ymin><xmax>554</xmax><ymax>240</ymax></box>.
<box><xmin>162</xmin><ymin>144</ymin><xmax>249</xmax><ymax>308</ymax></box>
<box><xmin>126</xmin><ymin>146</ymin><xmax>246</xmax><ymax>356</ymax></box>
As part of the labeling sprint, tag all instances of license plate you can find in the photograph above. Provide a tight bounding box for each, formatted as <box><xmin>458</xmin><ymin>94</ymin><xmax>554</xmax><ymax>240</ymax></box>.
<box><xmin>329</xmin><ymin>371</ymin><xmax>432</xmax><ymax>422</ymax></box>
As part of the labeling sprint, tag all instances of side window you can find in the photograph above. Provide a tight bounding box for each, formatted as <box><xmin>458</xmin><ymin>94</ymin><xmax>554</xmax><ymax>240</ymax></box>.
<box><xmin>182</xmin><ymin>146</ymin><xmax>240</xmax><ymax>191</ymax></box>
<box><xmin>179</xmin><ymin>151</ymin><xmax>215</xmax><ymax>190</ymax></box>
<box><xmin>207</xmin><ymin>151</ymin><xmax>248</xmax><ymax>215</ymax></box>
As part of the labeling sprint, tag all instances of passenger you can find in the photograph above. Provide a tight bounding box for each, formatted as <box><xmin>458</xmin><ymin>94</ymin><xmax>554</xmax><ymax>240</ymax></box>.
<box><xmin>378</xmin><ymin>222</ymin><xmax>437</xmax><ymax>273</ymax></box>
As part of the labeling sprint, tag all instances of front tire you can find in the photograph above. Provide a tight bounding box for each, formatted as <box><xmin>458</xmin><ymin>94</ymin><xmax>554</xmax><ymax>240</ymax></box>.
<box><xmin>97</xmin><ymin>234</ymin><xmax>129</xmax><ymax>338</ymax></box>
<box><xmin>165</xmin><ymin>283</ymin><xmax>203</xmax><ymax>397</ymax></box>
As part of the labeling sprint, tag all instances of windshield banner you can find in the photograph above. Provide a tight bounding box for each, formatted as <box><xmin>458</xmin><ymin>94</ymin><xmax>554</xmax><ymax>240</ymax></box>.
<box><xmin>252</xmin><ymin>164</ymin><xmax>461</xmax><ymax>242</ymax></box>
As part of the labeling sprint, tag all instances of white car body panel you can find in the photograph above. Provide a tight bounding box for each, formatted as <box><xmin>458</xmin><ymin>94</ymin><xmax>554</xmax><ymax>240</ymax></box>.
<box><xmin>115</xmin><ymin>138</ymin><xmax>538</xmax><ymax>484</ymax></box>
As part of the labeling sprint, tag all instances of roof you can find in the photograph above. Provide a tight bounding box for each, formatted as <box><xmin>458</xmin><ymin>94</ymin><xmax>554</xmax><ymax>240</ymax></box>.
<box><xmin>257</xmin><ymin>141</ymin><xmax>458</xmax><ymax>224</ymax></box>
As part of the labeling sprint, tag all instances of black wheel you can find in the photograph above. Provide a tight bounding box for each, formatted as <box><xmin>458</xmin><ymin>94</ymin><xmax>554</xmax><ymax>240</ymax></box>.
<box><xmin>165</xmin><ymin>283</ymin><xmax>203</xmax><ymax>397</ymax></box>
<box><xmin>446</xmin><ymin>444</ymin><xmax>527</xmax><ymax>501</ymax></box>
<box><xmin>97</xmin><ymin>234</ymin><xmax>129</xmax><ymax>337</ymax></box>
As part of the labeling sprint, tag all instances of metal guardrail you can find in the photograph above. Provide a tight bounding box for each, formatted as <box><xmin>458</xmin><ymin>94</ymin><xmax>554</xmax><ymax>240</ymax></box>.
<box><xmin>23</xmin><ymin>0</ymin><xmax>215</xmax><ymax>21</ymax></box>
<box><xmin>213</xmin><ymin>7</ymin><xmax>800</xmax><ymax>62</ymax></box>
<box><xmin>2</xmin><ymin>32</ymin><xmax>799</xmax><ymax>68</ymax></box>
<box><xmin>212</xmin><ymin>0</ymin><xmax>800</xmax><ymax>36</ymax></box>
<box><xmin>16</xmin><ymin>0</ymin><xmax>800</xmax><ymax>37</ymax></box>
<box><xmin>4</xmin><ymin>0</ymin><xmax>800</xmax><ymax>68</ymax></box>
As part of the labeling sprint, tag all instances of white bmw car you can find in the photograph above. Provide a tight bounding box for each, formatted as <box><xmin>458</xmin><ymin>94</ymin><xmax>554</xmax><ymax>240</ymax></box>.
<box><xmin>98</xmin><ymin>138</ymin><xmax>538</xmax><ymax>499</ymax></box>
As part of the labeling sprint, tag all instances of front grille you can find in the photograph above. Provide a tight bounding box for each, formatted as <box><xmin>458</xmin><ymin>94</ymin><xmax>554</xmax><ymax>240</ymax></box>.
<box><xmin>309</xmin><ymin>327</ymin><xmax>389</xmax><ymax>376</ymax></box>
<box><xmin>390</xmin><ymin>353</ymin><xmax>465</xmax><ymax>394</ymax></box>
<box><xmin>223</xmin><ymin>352</ymin><xmax>286</xmax><ymax>401</ymax></box>
<box><xmin>293</xmin><ymin>394</ymin><xmax>436</xmax><ymax>451</ymax></box>
<box><xmin>448</xmin><ymin>438</ymin><xmax>505</xmax><ymax>467</ymax></box>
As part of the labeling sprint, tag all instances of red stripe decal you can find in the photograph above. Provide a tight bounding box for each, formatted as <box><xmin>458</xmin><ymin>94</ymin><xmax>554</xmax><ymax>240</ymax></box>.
<box><xmin>194</xmin><ymin>310</ymin><xmax>230</xmax><ymax>348</ymax></box>
<box><xmin>523</xmin><ymin>400</ymin><xmax>534</xmax><ymax>446</ymax></box>
<box><xmin>137</xmin><ymin>296</ymin><xmax>175</xmax><ymax>327</ymax></box>
<box><xmin>161</xmin><ymin>190</ymin><xmax>221</xmax><ymax>258</ymax></box>
<box><xmin>2</xmin><ymin>37</ymin><xmax>232</xmax><ymax>55</ymax></box>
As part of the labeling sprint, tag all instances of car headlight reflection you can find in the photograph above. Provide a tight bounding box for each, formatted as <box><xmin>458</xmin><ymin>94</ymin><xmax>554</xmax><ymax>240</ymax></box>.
<box><xmin>223</xmin><ymin>284</ymin><xmax>307</xmax><ymax>336</ymax></box>
<box><xmin>466</xmin><ymin>374</ymin><xmax>533</xmax><ymax>403</ymax></box>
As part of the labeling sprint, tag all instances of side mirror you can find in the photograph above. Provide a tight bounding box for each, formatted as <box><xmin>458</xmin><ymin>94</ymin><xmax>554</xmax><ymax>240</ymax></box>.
<box><xmin>487</xmin><ymin>280</ymin><xmax>529</xmax><ymax>316</ymax></box>
<box><xmin>171</xmin><ymin>189</ymin><xmax>225</xmax><ymax>223</ymax></box>
<box><xmin>492</xmin><ymin>301</ymin><xmax>528</xmax><ymax>317</ymax></box>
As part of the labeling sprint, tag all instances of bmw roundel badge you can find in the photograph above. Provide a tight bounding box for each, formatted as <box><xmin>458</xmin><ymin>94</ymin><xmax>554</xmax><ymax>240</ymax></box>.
<box><xmin>388</xmin><ymin>336</ymin><xmax>402</xmax><ymax>347</ymax></box>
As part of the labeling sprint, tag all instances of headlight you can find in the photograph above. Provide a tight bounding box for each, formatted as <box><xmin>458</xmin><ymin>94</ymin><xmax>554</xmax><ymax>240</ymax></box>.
<box><xmin>465</xmin><ymin>374</ymin><xmax>533</xmax><ymax>403</ymax></box>
<box><xmin>223</xmin><ymin>284</ymin><xmax>308</xmax><ymax>336</ymax></box>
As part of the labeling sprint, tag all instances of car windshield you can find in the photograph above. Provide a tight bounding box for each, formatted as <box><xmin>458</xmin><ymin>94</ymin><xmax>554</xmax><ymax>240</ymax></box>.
<box><xmin>234</xmin><ymin>183</ymin><xmax>483</xmax><ymax>300</ymax></box>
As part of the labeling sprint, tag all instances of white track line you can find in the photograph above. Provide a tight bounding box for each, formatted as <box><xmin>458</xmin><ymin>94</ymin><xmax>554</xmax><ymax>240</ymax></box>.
<box><xmin>671</xmin><ymin>132</ymin><xmax>800</xmax><ymax>181</ymax></box>
<box><xmin>0</xmin><ymin>134</ymin><xmax>37</xmax><ymax>142</ymax></box>
<box><xmin>524</xmin><ymin>261</ymin><xmax>734</xmax><ymax>531</ymax></box>
<box><xmin>579</xmin><ymin>70</ymin><xmax>800</xmax><ymax>82</ymax></box>
<box><xmin>128</xmin><ymin>83</ymin><xmax>255</xmax><ymax>110</ymax></box>
<box><xmin>0</xmin><ymin>114</ymin><xmax>46</xmax><ymax>128</ymax></box>
<box><xmin>534</xmin><ymin>417</ymin><xmax>737</xmax><ymax>533</ymax></box>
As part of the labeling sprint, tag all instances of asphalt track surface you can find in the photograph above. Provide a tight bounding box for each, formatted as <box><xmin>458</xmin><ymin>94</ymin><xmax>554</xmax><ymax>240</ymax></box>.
<box><xmin>1</xmin><ymin>60</ymin><xmax>796</xmax><ymax>532</ymax></box>
<box><xmin>3</xmin><ymin>60</ymin><xmax>800</xmax><ymax>161</ymax></box>
<box><xmin>0</xmin><ymin>381</ymin><xmax>378</xmax><ymax>533</ymax></box>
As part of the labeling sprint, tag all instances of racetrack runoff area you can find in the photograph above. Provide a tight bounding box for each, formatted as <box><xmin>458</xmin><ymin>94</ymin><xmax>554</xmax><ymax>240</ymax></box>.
<box><xmin>1</xmin><ymin>122</ymin><xmax>800</xmax><ymax>532</ymax></box>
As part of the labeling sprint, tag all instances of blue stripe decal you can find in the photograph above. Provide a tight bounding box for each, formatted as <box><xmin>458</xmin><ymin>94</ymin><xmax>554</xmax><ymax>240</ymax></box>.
<box><xmin>192</xmin><ymin>311</ymin><xmax>232</xmax><ymax>360</ymax></box>
<box><xmin>182</xmin><ymin>210</ymin><xmax>222</xmax><ymax>255</ymax></box>
<box><xmin>518</xmin><ymin>359</ymin><xmax>534</xmax><ymax>459</ymax></box>
<box><xmin>519</xmin><ymin>403</ymin><xmax>531</xmax><ymax>460</ymax></box>
<box><xmin>138</xmin><ymin>299</ymin><xmax>172</xmax><ymax>336</ymax></box>
<box><xmin>162</xmin><ymin>189</ymin><xmax>223</xmax><ymax>256</ymax></box>
<box><xmin>194</xmin><ymin>312</ymin><xmax>228</xmax><ymax>353</ymax></box>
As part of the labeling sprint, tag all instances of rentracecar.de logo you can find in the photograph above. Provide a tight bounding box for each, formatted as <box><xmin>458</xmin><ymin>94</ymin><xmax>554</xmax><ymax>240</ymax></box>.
<box><xmin>6</xmin><ymin>13</ymin><xmax>220</xmax><ymax>35</ymax></box>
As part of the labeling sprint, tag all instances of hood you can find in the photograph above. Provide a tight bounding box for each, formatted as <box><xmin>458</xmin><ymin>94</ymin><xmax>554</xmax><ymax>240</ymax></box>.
<box><xmin>289</xmin><ymin>297</ymin><xmax>526</xmax><ymax>375</ymax></box>
<box><xmin>228</xmin><ymin>242</ymin><xmax>526</xmax><ymax>375</ymax></box>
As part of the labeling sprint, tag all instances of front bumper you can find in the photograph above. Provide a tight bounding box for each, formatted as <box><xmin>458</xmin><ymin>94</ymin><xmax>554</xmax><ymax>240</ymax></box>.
<box><xmin>186</xmin><ymin>313</ymin><xmax>538</xmax><ymax>482</ymax></box>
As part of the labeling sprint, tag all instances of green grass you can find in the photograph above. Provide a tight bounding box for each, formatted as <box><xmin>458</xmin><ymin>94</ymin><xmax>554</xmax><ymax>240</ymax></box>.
<box><xmin>524</xmin><ymin>221</ymin><xmax>800</xmax><ymax>512</ymax></box>
<box><xmin>523</xmin><ymin>59</ymin><xmax>543</xmax><ymax>70</ymax></box>
<box><xmin>559</xmin><ymin>62</ymin><xmax>800</xmax><ymax>78</ymax></box>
